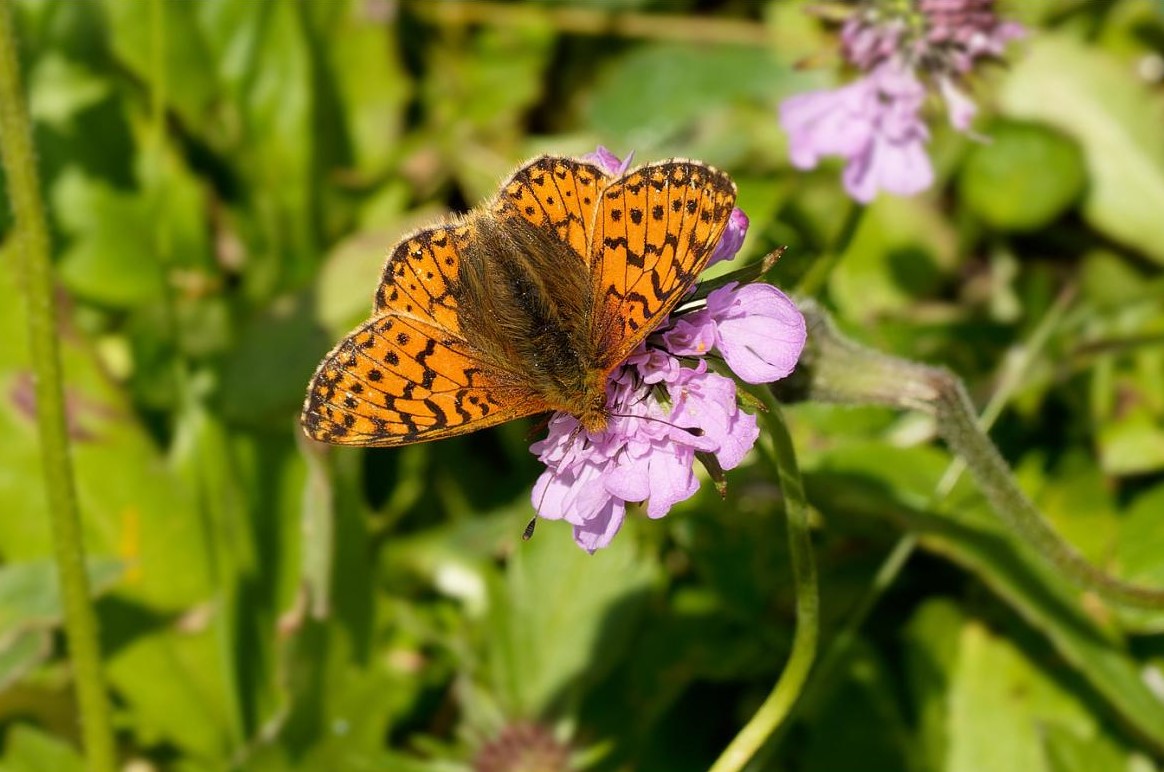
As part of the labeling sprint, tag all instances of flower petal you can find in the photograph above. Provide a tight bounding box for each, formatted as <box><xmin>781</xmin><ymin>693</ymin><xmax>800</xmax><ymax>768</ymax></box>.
<box><xmin>662</xmin><ymin>309</ymin><xmax>717</xmax><ymax>357</ymax></box>
<box><xmin>582</xmin><ymin>146</ymin><xmax>633</xmax><ymax>176</ymax></box>
<box><xmin>778</xmin><ymin>78</ymin><xmax>877</xmax><ymax>169</ymax></box>
<box><xmin>572</xmin><ymin>498</ymin><xmax>626</xmax><ymax>553</ymax></box>
<box><xmin>708</xmin><ymin>283</ymin><xmax>807</xmax><ymax>384</ymax></box>
<box><xmin>708</xmin><ymin>207</ymin><xmax>750</xmax><ymax>266</ymax></box>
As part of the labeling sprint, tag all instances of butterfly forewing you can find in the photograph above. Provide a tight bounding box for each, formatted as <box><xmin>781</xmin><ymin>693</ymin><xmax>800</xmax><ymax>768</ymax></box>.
<box><xmin>494</xmin><ymin>156</ymin><xmax>610</xmax><ymax>265</ymax></box>
<box><xmin>374</xmin><ymin>221</ymin><xmax>470</xmax><ymax>334</ymax></box>
<box><xmin>589</xmin><ymin>161</ymin><xmax>736</xmax><ymax>369</ymax></box>
<box><xmin>302</xmin><ymin>313</ymin><xmax>542</xmax><ymax>446</ymax></box>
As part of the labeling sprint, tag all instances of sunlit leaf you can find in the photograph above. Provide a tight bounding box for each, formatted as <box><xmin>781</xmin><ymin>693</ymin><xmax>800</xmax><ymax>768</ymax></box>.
<box><xmin>999</xmin><ymin>35</ymin><xmax>1164</xmax><ymax>266</ymax></box>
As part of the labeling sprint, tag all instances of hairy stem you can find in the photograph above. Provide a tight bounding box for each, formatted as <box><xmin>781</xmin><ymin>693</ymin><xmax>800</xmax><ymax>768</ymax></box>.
<box><xmin>709</xmin><ymin>395</ymin><xmax>818</xmax><ymax>772</ymax></box>
<box><xmin>0</xmin><ymin>1</ymin><xmax>118</xmax><ymax>768</ymax></box>
<box><xmin>798</xmin><ymin>284</ymin><xmax>1078</xmax><ymax>718</ymax></box>
<box><xmin>784</xmin><ymin>299</ymin><xmax>1164</xmax><ymax>610</ymax></box>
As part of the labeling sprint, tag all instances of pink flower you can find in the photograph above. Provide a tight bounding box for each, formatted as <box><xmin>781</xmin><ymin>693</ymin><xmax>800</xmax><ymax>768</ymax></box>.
<box><xmin>780</xmin><ymin>0</ymin><xmax>1024</xmax><ymax>203</ymax></box>
<box><xmin>780</xmin><ymin>61</ymin><xmax>933</xmax><ymax>204</ymax></box>
<box><xmin>938</xmin><ymin>76</ymin><xmax>978</xmax><ymax>132</ymax></box>
<box><xmin>532</xmin><ymin>345</ymin><xmax>770</xmax><ymax>552</ymax></box>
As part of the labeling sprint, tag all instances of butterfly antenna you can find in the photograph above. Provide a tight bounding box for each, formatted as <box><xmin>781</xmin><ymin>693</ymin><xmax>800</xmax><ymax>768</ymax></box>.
<box><xmin>606</xmin><ymin>412</ymin><xmax>704</xmax><ymax>437</ymax></box>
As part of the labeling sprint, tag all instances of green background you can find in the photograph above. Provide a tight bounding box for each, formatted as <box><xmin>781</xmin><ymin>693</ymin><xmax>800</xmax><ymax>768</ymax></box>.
<box><xmin>1</xmin><ymin>0</ymin><xmax>1164</xmax><ymax>770</ymax></box>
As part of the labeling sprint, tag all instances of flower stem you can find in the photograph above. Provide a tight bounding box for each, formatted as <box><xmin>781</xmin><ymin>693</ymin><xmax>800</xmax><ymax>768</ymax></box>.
<box><xmin>413</xmin><ymin>0</ymin><xmax>773</xmax><ymax>46</ymax></box>
<box><xmin>709</xmin><ymin>394</ymin><xmax>818</xmax><ymax>772</ymax></box>
<box><xmin>786</xmin><ymin>298</ymin><xmax>1164</xmax><ymax>610</ymax></box>
<box><xmin>0</xmin><ymin>2</ymin><xmax>118</xmax><ymax>769</ymax></box>
<box><xmin>795</xmin><ymin>284</ymin><xmax>1077</xmax><ymax>719</ymax></box>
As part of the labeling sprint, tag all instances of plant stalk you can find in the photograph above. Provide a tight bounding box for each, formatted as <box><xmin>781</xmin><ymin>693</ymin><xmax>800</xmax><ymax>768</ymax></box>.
<box><xmin>0</xmin><ymin>2</ymin><xmax>117</xmax><ymax>768</ymax></box>
<box><xmin>786</xmin><ymin>298</ymin><xmax>1164</xmax><ymax>610</ymax></box>
<box><xmin>709</xmin><ymin>395</ymin><xmax>819</xmax><ymax>772</ymax></box>
<box><xmin>796</xmin><ymin>284</ymin><xmax>1079</xmax><ymax>721</ymax></box>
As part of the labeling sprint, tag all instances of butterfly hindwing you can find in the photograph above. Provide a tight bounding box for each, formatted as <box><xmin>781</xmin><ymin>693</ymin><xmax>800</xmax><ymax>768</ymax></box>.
<box><xmin>589</xmin><ymin>160</ymin><xmax>736</xmax><ymax>369</ymax></box>
<box><xmin>494</xmin><ymin>156</ymin><xmax>610</xmax><ymax>265</ymax></box>
<box><xmin>302</xmin><ymin>313</ymin><xmax>543</xmax><ymax>446</ymax></box>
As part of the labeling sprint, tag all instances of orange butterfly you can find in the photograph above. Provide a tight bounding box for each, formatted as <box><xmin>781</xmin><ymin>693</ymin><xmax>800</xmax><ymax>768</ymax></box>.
<box><xmin>301</xmin><ymin>156</ymin><xmax>737</xmax><ymax>446</ymax></box>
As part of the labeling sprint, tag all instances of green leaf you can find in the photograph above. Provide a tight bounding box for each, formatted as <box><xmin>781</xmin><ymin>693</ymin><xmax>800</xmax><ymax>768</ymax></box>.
<box><xmin>196</xmin><ymin>0</ymin><xmax>322</xmax><ymax>291</ymax></box>
<box><xmin>104</xmin><ymin>0</ymin><xmax>220</xmax><ymax>132</ymax></box>
<box><xmin>52</xmin><ymin>169</ymin><xmax>166</xmax><ymax>307</ymax></box>
<box><xmin>487</xmin><ymin>519</ymin><xmax>658</xmax><ymax>716</ymax></box>
<box><xmin>217</xmin><ymin>292</ymin><xmax>333</xmax><ymax>427</ymax></box>
<box><xmin>959</xmin><ymin>121</ymin><xmax>1086</xmax><ymax>231</ymax></box>
<box><xmin>828</xmin><ymin>196</ymin><xmax>959</xmax><ymax>321</ymax></box>
<box><xmin>0</xmin><ymin>724</ymin><xmax>84</xmax><ymax>772</ymax></box>
<box><xmin>1116</xmin><ymin>482</ymin><xmax>1164</xmax><ymax>632</ymax></box>
<box><xmin>0</xmin><ymin>243</ymin><xmax>214</xmax><ymax>611</ymax></box>
<box><xmin>419</xmin><ymin>19</ymin><xmax>558</xmax><ymax>201</ymax></box>
<box><xmin>947</xmin><ymin>620</ymin><xmax>1104</xmax><ymax>772</ymax></box>
<box><xmin>305</xmin><ymin>0</ymin><xmax>411</xmax><ymax>176</ymax></box>
<box><xmin>27</xmin><ymin>54</ymin><xmax>110</xmax><ymax>131</ymax></box>
<box><xmin>0</xmin><ymin>559</ymin><xmax>123</xmax><ymax>636</ymax></box>
<box><xmin>1042</xmin><ymin>724</ymin><xmax>1143</xmax><ymax>772</ymax></box>
<box><xmin>804</xmin><ymin>443</ymin><xmax>1164</xmax><ymax>754</ymax></box>
<box><xmin>999</xmin><ymin>34</ymin><xmax>1164</xmax><ymax>265</ymax></box>
<box><xmin>1015</xmin><ymin>449</ymin><xmax>1119</xmax><ymax>567</ymax></box>
<box><xmin>104</xmin><ymin>610</ymin><xmax>244</xmax><ymax>760</ymax></box>
<box><xmin>801</xmin><ymin>642</ymin><xmax>909</xmax><ymax>771</ymax></box>
<box><xmin>587</xmin><ymin>44</ymin><xmax>801</xmax><ymax>150</ymax></box>
<box><xmin>903</xmin><ymin>599</ymin><xmax>966</xmax><ymax>772</ymax></box>
<box><xmin>1097</xmin><ymin>407</ymin><xmax>1164</xmax><ymax>476</ymax></box>
<box><xmin>52</xmin><ymin>140</ymin><xmax>213</xmax><ymax>309</ymax></box>
<box><xmin>0</xmin><ymin>630</ymin><xmax>50</xmax><ymax>692</ymax></box>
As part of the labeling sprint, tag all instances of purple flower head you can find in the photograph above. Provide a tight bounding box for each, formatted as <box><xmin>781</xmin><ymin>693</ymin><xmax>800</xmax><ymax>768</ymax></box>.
<box><xmin>780</xmin><ymin>60</ymin><xmax>933</xmax><ymax>203</ymax></box>
<box><xmin>919</xmin><ymin>0</ymin><xmax>1026</xmax><ymax>72</ymax></box>
<box><xmin>531</xmin><ymin>151</ymin><xmax>806</xmax><ymax>552</ymax></box>
<box><xmin>780</xmin><ymin>0</ymin><xmax>1023</xmax><ymax>203</ymax></box>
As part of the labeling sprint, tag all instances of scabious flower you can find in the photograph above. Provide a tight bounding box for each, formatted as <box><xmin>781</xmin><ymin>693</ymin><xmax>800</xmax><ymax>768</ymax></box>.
<box><xmin>473</xmin><ymin>721</ymin><xmax>571</xmax><ymax>772</ymax></box>
<box><xmin>778</xmin><ymin>0</ymin><xmax>1025</xmax><ymax>203</ymax></box>
<box><xmin>532</xmin><ymin>150</ymin><xmax>806</xmax><ymax>552</ymax></box>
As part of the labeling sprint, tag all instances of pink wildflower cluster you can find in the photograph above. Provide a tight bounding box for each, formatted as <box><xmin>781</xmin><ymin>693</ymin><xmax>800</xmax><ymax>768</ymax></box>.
<box><xmin>530</xmin><ymin>150</ymin><xmax>807</xmax><ymax>552</ymax></box>
<box><xmin>779</xmin><ymin>0</ymin><xmax>1024</xmax><ymax>203</ymax></box>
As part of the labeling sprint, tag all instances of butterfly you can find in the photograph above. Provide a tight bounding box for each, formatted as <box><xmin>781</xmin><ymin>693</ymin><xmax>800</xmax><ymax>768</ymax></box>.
<box><xmin>301</xmin><ymin>155</ymin><xmax>737</xmax><ymax>447</ymax></box>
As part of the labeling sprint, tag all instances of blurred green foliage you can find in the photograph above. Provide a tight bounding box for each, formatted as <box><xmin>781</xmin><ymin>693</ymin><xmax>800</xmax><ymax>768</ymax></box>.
<box><xmin>1</xmin><ymin>0</ymin><xmax>1164</xmax><ymax>770</ymax></box>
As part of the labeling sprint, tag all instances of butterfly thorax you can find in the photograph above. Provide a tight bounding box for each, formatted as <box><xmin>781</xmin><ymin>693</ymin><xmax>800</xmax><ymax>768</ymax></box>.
<box><xmin>457</xmin><ymin>212</ymin><xmax>609</xmax><ymax>427</ymax></box>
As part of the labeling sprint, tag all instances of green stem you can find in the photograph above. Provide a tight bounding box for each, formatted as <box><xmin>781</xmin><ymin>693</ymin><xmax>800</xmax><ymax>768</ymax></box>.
<box><xmin>934</xmin><ymin>374</ymin><xmax>1164</xmax><ymax>608</ymax></box>
<box><xmin>789</xmin><ymin>298</ymin><xmax>1164</xmax><ymax>610</ymax></box>
<box><xmin>794</xmin><ymin>199</ymin><xmax>862</xmax><ymax>298</ymax></box>
<box><xmin>0</xmin><ymin>2</ymin><xmax>117</xmax><ymax>769</ymax></box>
<box><xmin>798</xmin><ymin>284</ymin><xmax>1078</xmax><ymax>717</ymax></box>
<box><xmin>412</xmin><ymin>0</ymin><xmax>773</xmax><ymax>46</ymax></box>
<box><xmin>709</xmin><ymin>394</ymin><xmax>818</xmax><ymax>772</ymax></box>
